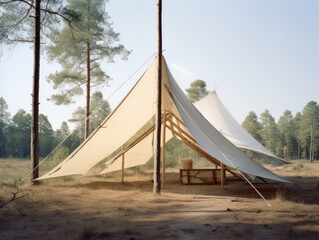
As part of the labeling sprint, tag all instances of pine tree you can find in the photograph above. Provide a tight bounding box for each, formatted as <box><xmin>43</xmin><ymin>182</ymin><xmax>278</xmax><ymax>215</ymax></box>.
<box><xmin>299</xmin><ymin>101</ymin><xmax>319</xmax><ymax>162</ymax></box>
<box><xmin>186</xmin><ymin>80</ymin><xmax>209</xmax><ymax>103</ymax></box>
<box><xmin>47</xmin><ymin>0</ymin><xmax>130</xmax><ymax>138</ymax></box>
<box><xmin>55</xmin><ymin>121</ymin><xmax>70</xmax><ymax>146</ymax></box>
<box><xmin>68</xmin><ymin>91</ymin><xmax>111</xmax><ymax>137</ymax></box>
<box><xmin>241</xmin><ymin>111</ymin><xmax>262</xmax><ymax>142</ymax></box>
<box><xmin>7</xmin><ymin>110</ymin><xmax>32</xmax><ymax>158</ymax></box>
<box><xmin>293</xmin><ymin>112</ymin><xmax>302</xmax><ymax>159</ymax></box>
<box><xmin>1</xmin><ymin>0</ymin><xmax>70</xmax><ymax>181</ymax></box>
<box><xmin>259</xmin><ymin>109</ymin><xmax>281</xmax><ymax>156</ymax></box>
<box><xmin>0</xmin><ymin>97</ymin><xmax>10</xmax><ymax>157</ymax></box>
<box><xmin>54</xmin><ymin>121</ymin><xmax>81</xmax><ymax>154</ymax></box>
<box><xmin>278</xmin><ymin>110</ymin><xmax>295</xmax><ymax>160</ymax></box>
<box><xmin>39</xmin><ymin>114</ymin><xmax>55</xmax><ymax>157</ymax></box>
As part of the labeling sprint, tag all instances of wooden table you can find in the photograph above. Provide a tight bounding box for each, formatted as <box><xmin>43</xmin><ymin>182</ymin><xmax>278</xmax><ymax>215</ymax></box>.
<box><xmin>179</xmin><ymin>168</ymin><xmax>225</xmax><ymax>185</ymax></box>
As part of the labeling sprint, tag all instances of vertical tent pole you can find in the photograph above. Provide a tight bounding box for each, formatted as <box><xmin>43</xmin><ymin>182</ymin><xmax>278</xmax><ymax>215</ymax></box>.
<box><xmin>153</xmin><ymin>0</ymin><xmax>162</xmax><ymax>194</ymax></box>
<box><xmin>121</xmin><ymin>145</ymin><xmax>125</xmax><ymax>183</ymax></box>
<box><xmin>221</xmin><ymin>164</ymin><xmax>225</xmax><ymax>189</ymax></box>
<box><xmin>161</xmin><ymin>110</ymin><xmax>166</xmax><ymax>188</ymax></box>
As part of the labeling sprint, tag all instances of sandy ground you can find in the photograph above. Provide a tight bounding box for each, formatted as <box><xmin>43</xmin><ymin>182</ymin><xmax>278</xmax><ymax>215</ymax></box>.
<box><xmin>1</xmin><ymin>162</ymin><xmax>319</xmax><ymax>240</ymax></box>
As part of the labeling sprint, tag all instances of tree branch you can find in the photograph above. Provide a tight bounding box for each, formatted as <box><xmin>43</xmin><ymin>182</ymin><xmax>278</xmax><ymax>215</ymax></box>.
<box><xmin>41</xmin><ymin>0</ymin><xmax>51</xmax><ymax>24</ymax></box>
<box><xmin>4</xmin><ymin>0</ymin><xmax>34</xmax><ymax>31</ymax></box>
<box><xmin>6</xmin><ymin>39</ymin><xmax>33</xmax><ymax>43</ymax></box>
<box><xmin>49</xmin><ymin>80</ymin><xmax>86</xmax><ymax>103</ymax></box>
<box><xmin>0</xmin><ymin>192</ymin><xmax>28</xmax><ymax>209</ymax></box>
<box><xmin>90</xmin><ymin>58</ymin><xmax>100</xmax><ymax>63</ymax></box>
<box><xmin>0</xmin><ymin>0</ymin><xmax>33</xmax><ymax>8</ymax></box>
<box><xmin>40</xmin><ymin>8</ymin><xmax>73</xmax><ymax>27</ymax></box>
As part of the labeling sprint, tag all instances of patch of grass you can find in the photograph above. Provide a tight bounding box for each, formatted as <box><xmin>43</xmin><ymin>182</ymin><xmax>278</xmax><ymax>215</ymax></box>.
<box><xmin>274</xmin><ymin>186</ymin><xmax>289</xmax><ymax>202</ymax></box>
<box><xmin>0</xmin><ymin>158</ymin><xmax>30</xmax><ymax>188</ymax></box>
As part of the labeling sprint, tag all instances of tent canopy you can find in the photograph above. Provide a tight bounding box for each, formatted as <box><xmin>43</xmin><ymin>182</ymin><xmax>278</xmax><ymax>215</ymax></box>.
<box><xmin>38</xmin><ymin>56</ymin><xmax>290</xmax><ymax>183</ymax></box>
<box><xmin>194</xmin><ymin>91</ymin><xmax>288</xmax><ymax>166</ymax></box>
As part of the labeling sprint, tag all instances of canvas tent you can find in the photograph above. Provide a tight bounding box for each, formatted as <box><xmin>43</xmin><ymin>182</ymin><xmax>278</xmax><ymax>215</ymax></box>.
<box><xmin>194</xmin><ymin>91</ymin><xmax>288</xmax><ymax>166</ymax></box>
<box><xmin>38</xmin><ymin>56</ymin><xmax>290</xmax><ymax>184</ymax></box>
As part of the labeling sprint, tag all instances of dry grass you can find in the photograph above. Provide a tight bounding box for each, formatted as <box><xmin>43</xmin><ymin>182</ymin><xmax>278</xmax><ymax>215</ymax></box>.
<box><xmin>0</xmin><ymin>159</ymin><xmax>30</xmax><ymax>188</ymax></box>
<box><xmin>1</xmin><ymin>159</ymin><xmax>319</xmax><ymax>240</ymax></box>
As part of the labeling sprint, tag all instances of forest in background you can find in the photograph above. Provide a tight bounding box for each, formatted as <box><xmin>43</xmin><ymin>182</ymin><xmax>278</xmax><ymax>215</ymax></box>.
<box><xmin>1</xmin><ymin>88</ymin><xmax>318</xmax><ymax>164</ymax></box>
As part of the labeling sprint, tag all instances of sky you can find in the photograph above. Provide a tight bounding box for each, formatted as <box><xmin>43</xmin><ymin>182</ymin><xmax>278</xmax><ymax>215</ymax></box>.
<box><xmin>1</xmin><ymin>0</ymin><xmax>318</xmax><ymax>130</ymax></box>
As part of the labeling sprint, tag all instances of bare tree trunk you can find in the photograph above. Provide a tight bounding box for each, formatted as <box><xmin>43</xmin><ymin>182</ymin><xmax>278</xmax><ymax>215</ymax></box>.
<box><xmin>310</xmin><ymin>118</ymin><xmax>314</xmax><ymax>162</ymax></box>
<box><xmin>153</xmin><ymin>0</ymin><xmax>162</xmax><ymax>195</ymax></box>
<box><xmin>298</xmin><ymin>140</ymin><xmax>300</xmax><ymax>160</ymax></box>
<box><xmin>30</xmin><ymin>0</ymin><xmax>41</xmax><ymax>184</ymax></box>
<box><xmin>286</xmin><ymin>133</ymin><xmax>289</xmax><ymax>160</ymax></box>
<box><xmin>85</xmin><ymin>41</ymin><xmax>91</xmax><ymax>139</ymax></box>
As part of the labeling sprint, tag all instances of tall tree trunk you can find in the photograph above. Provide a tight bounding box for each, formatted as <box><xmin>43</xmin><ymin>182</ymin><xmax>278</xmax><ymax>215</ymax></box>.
<box><xmin>30</xmin><ymin>0</ymin><xmax>41</xmax><ymax>184</ymax></box>
<box><xmin>85</xmin><ymin>41</ymin><xmax>91</xmax><ymax>139</ymax></box>
<box><xmin>297</xmin><ymin>140</ymin><xmax>300</xmax><ymax>160</ymax></box>
<box><xmin>153</xmin><ymin>0</ymin><xmax>162</xmax><ymax>194</ymax></box>
<box><xmin>310</xmin><ymin>118</ymin><xmax>314</xmax><ymax>162</ymax></box>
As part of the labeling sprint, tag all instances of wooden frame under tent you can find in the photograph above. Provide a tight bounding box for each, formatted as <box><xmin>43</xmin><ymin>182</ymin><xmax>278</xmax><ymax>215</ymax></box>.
<box><xmin>101</xmin><ymin>107</ymin><xmax>266</xmax><ymax>189</ymax></box>
<box><xmin>36</xmin><ymin>54</ymin><xmax>290</xmax><ymax>192</ymax></box>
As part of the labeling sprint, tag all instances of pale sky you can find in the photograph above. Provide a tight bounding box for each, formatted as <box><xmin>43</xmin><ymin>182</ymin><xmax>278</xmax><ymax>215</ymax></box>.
<box><xmin>1</xmin><ymin>0</ymin><xmax>318</xmax><ymax>130</ymax></box>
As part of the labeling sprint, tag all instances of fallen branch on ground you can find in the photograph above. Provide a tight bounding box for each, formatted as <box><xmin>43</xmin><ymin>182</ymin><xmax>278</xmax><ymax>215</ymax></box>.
<box><xmin>0</xmin><ymin>192</ymin><xmax>28</xmax><ymax>209</ymax></box>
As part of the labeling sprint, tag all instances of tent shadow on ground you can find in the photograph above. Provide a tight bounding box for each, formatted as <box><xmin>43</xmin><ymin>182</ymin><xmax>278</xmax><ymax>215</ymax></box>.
<box><xmin>2</xmin><ymin>188</ymin><xmax>319</xmax><ymax>240</ymax></box>
<box><xmin>51</xmin><ymin>172</ymin><xmax>319</xmax><ymax>205</ymax></box>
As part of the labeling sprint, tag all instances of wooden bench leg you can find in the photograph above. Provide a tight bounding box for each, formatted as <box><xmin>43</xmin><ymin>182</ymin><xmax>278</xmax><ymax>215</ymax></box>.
<box><xmin>180</xmin><ymin>169</ymin><xmax>183</xmax><ymax>184</ymax></box>
<box><xmin>221</xmin><ymin>164</ymin><xmax>225</xmax><ymax>189</ymax></box>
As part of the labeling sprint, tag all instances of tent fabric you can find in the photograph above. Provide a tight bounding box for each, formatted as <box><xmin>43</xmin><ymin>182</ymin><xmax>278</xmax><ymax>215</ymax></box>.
<box><xmin>194</xmin><ymin>91</ymin><xmax>288</xmax><ymax>166</ymax></box>
<box><xmin>38</xmin><ymin>56</ymin><xmax>289</xmax><ymax>183</ymax></box>
<box><xmin>38</xmin><ymin>58</ymin><xmax>159</xmax><ymax>180</ymax></box>
<box><xmin>167</xmin><ymin>69</ymin><xmax>290</xmax><ymax>183</ymax></box>
<box><xmin>100</xmin><ymin>133</ymin><xmax>155</xmax><ymax>174</ymax></box>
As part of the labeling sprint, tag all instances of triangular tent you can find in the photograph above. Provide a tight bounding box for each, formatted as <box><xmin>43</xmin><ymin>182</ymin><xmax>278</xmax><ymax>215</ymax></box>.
<box><xmin>194</xmin><ymin>91</ymin><xmax>288</xmax><ymax>165</ymax></box>
<box><xmin>38</xmin><ymin>56</ymin><xmax>289</xmax><ymax>183</ymax></box>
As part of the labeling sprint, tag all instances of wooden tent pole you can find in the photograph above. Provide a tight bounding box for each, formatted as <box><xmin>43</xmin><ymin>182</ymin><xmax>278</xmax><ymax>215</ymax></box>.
<box><xmin>121</xmin><ymin>145</ymin><xmax>125</xmax><ymax>183</ymax></box>
<box><xmin>161</xmin><ymin>110</ymin><xmax>167</xmax><ymax>188</ymax></box>
<box><xmin>153</xmin><ymin>0</ymin><xmax>162</xmax><ymax>194</ymax></box>
<box><xmin>221</xmin><ymin>164</ymin><xmax>225</xmax><ymax>188</ymax></box>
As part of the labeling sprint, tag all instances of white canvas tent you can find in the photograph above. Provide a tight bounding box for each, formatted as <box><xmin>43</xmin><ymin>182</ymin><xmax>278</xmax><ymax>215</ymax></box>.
<box><xmin>38</xmin><ymin>56</ymin><xmax>290</xmax><ymax>184</ymax></box>
<box><xmin>194</xmin><ymin>91</ymin><xmax>288</xmax><ymax>165</ymax></box>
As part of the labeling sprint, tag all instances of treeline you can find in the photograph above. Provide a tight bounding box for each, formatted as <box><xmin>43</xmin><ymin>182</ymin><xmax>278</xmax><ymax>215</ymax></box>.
<box><xmin>0</xmin><ymin>92</ymin><xmax>110</xmax><ymax>159</ymax></box>
<box><xmin>242</xmin><ymin>101</ymin><xmax>319</xmax><ymax>161</ymax></box>
<box><xmin>185</xmin><ymin>79</ymin><xmax>319</xmax><ymax>162</ymax></box>
<box><xmin>1</xmin><ymin>95</ymin><xmax>318</xmax><ymax>162</ymax></box>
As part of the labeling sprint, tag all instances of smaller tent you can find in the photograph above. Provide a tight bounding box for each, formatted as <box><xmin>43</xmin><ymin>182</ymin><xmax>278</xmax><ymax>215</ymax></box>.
<box><xmin>194</xmin><ymin>91</ymin><xmax>288</xmax><ymax>165</ymax></box>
